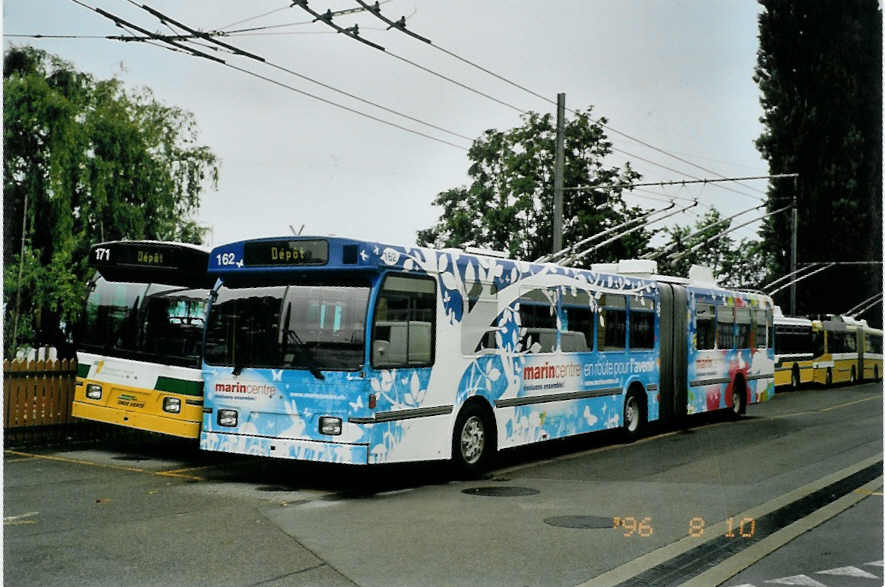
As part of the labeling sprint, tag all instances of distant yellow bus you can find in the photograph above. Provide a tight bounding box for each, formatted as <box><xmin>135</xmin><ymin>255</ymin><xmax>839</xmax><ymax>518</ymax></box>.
<box><xmin>73</xmin><ymin>241</ymin><xmax>211</xmax><ymax>438</ymax></box>
<box><xmin>773</xmin><ymin>308</ymin><xmax>815</xmax><ymax>389</ymax></box>
<box><xmin>810</xmin><ymin>315</ymin><xmax>882</xmax><ymax>386</ymax></box>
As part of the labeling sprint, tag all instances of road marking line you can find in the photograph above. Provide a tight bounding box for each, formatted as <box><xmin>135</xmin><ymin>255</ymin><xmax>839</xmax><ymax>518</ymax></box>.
<box><xmin>816</xmin><ymin>566</ymin><xmax>879</xmax><ymax>579</ymax></box>
<box><xmin>4</xmin><ymin>512</ymin><xmax>39</xmax><ymax>523</ymax></box>
<box><xmin>764</xmin><ymin>575</ymin><xmax>826</xmax><ymax>586</ymax></box>
<box><xmin>818</xmin><ymin>396</ymin><xmax>881</xmax><ymax>412</ymax></box>
<box><xmin>579</xmin><ymin>454</ymin><xmax>883</xmax><ymax>587</ymax></box>
<box><xmin>4</xmin><ymin>449</ymin><xmax>205</xmax><ymax>482</ymax></box>
<box><xmin>4</xmin><ymin>457</ymin><xmax>36</xmax><ymax>463</ymax></box>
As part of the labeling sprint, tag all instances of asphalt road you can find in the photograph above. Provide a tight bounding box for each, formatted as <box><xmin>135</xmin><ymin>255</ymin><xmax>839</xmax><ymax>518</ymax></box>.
<box><xmin>4</xmin><ymin>382</ymin><xmax>882</xmax><ymax>586</ymax></box>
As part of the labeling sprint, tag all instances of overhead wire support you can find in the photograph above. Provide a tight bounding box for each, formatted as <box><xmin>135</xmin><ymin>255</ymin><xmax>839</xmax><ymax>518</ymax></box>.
<box><xmin>134</xmin><ymin>2</ymin><xmax>265</xmax><ymax>61</ymax></box>
<box><xmin>669</xmin><ymin>204</ymin><xmax>792</xmax><ymax>263</ymax></box>
<box><xmin>292</xmin><ymin>0</ymin><xmax>386</xmax><ymax>51</ymax></box>
<box><xmin>643</xmin><ymin>202</ymin><xmax>766</xmax><ymax>260</ymax></box>
<box><xmin>766</xmin><ymin>263</ymin><xmax>837</xmax><ymax>297</ymax></box>
<box><xmin>564</xmin><ymin>173</ymin><xmax>798</xmax><ymax>192</ymax></box>
<box><xmin>354</xmin><ymin>1</ymin><xmax>431</xmax><ymax>44</ymax></box>
<box><xmin>535</xmin><ymin>201</ymin><xmax>676</xmax><ymax>263</ymax></box>
<box><xmin>74</xmin><ymin>1</ymin><xmax>469</xmax><ymax>151</ymax></box>
<box><xmin>126</xmin><ymin>1</ymin><xmax>473</xmax><ymax>144</ymax></box>
<box><xmin>562</xmin><ymin>200</ymin><xmax>698</xmax><ymax>267</ymax></box>
<box><xmin>69</xmin><ymin>0</ymin><xmax>225</xmax><ymax>64</ymax></box>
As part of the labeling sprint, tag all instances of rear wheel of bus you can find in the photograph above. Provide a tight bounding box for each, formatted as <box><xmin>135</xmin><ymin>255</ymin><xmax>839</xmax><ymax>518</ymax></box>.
<box><xmin>791</xmin><ymin>365</ymin><xmax>800</xmax><ymax>390</ymax></box>
<box><xmin>452</xmin><ymin>402</ymin><xmax>496</xmax><ymax>478</ymax></box>
<box><xmin>623</xmin><ymin>388</ymin><xmax>645</xmax><ymax>440</ymax></box>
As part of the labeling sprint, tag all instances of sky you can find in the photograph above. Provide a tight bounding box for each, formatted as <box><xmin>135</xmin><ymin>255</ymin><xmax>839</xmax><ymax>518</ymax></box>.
<box><xmin>4</xmin><ymin>0</ymin><xmax>772</xmax><ymax>252</ymax></box>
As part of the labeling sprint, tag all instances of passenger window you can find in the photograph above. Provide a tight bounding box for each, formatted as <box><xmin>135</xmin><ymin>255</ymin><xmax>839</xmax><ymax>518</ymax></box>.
<box><xmin>717</xmin><ymin>306</ymin><xmax>735</xmax><ymax>350</ymax></box>
<box><xmin>752</xmin><ymin>308</ymin><xmax>768</xmax><ymax>348</ymax></box>
<box><xmin>372</xmin><ymin>275</ymin><xmax>435</xmax><ymax>367</ymax></box>
<box><xmin>628</xmin><ymin>296</ymin><xmax>655</xmax><ymax>350</ymax></box>
<box><xmin>597</xmin><ymin>294</ymin><xmax>626</xmax><ymax>351</ymax></box>
<box><xmin>518</xmin><ymin>288</ymin><xmax>556</xmax><ymax>353</ymax></box>
<box><xmin>735</xmin><ymin>307</ymin><xmax>751</xmax><ymax>349</ymax></box>
<box><xmin>696</xmin><ymin>303</ymin><xmax>716</xmax><ymax>350</ymax></box>
<box><xmin>561</xmin><ymin>290</ymin><xmax>593</xmax><ymax>353</ymax></box>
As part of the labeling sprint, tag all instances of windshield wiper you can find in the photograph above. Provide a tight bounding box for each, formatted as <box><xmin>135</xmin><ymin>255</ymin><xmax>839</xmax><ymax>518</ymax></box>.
<box><xmin>283</xmin><ymin>328</ymin><xmax>325</xmax><ymax>380</ymax></box>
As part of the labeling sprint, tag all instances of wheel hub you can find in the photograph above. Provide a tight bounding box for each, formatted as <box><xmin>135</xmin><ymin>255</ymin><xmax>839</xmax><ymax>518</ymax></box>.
<box><xmin>460</xmin><ymin>416</ymin><xmax>485</xmax><ymax>464</ymax></box>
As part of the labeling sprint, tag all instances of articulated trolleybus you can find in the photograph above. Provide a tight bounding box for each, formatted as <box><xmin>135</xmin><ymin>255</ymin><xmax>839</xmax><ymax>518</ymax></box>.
<box><xmin>74</xmin><ymin>241</ymin><xmax>213</xmax><ymax>438</ymax></box>
<box><xmin>200</xmin><ymin>237</ymin><xmax>774</xmax><ymax>473</ymax></box>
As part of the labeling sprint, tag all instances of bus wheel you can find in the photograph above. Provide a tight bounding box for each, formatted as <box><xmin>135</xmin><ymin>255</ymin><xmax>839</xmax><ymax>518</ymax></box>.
<box><xmin>875</xmin><ymin>366</ymin><xmax>879</xmax><ymax>381</ymax></box>
<box><xmin>791</xmin><ymin>366</ymin><xmax>800</xmax><ymax>390</ymax></box>
<box><xmin>730</xmin><ymin>388</ymin><xmax>745</xmax><ymax>419</ymax></box>
<box><xmin>850</xmin><ymin>366</ymin><xmax>857</xmax><ymax>385</ymax></box>
<box><xmin>623</xmin><ymin>390</ymin><xmax>644</xmax><ymax>440</ymax></box>
<box><xmin>826</xmin><ymin>368</ymin><xmax>833</xmax><ymax>387</ymax></box>
<box><xmin>452</xmin><ymin>403</ymin><xmax>495</xmax><ymax>478</ymax></box>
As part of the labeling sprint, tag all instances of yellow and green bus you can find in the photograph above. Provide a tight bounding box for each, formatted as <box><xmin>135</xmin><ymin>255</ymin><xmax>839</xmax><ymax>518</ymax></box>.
<box><xmin>773</xmin><ymin>308</ymin><xmax>815</xmax><ymax>389</ymax></box>
<box><xmin>811</xmin><ymin>315</ymin><xmax>882</xmax><ymax>386</ymax></box>
<box><xmin>73</xmin><ymin>241</ymin><xmax>212</xmax><ymax>438</ymax></box>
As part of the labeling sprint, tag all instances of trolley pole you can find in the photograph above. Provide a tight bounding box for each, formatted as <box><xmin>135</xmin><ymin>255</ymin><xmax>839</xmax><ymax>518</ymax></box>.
<box><xmin>553</xmin><ymin>92</ymin><xmax>565</xmax><ymax>254</ymax></box>
<box><xmin>790</xmin><ymin>177</ymin><xmax>798</xmax><ymax>315</ymax></box>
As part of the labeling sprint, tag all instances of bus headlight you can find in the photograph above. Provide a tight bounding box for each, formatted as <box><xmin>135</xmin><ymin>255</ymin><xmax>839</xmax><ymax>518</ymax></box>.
<box><xmin>217</xmin><ymin>409</ymin><xmax>238</xmax><ymax>427</ymax></box>
<box><xmin>319</xmin><ymin>416</ymin><xmax>342</xmax><ymax>436</ymax></box>
<box><xmin>86</xmin><ymin>384</ymin><xmax>103</xmax><ymax>400</ymax></box>
<box><xmin>163</xmin><ymin>397</ymin><xmax>181</xmax><ymax>414</ymax></box>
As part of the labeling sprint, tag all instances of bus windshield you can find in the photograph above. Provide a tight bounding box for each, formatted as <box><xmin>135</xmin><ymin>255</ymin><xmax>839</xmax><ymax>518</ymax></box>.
<box><xmin>78</xmin><ymin>277</ymin><xmax>208</xmax><ymax>368</ymax></box>
<box><xmin>204</xmin><ymin>284</ymin><xmax>370</xmax><ymax>371</ymax></box>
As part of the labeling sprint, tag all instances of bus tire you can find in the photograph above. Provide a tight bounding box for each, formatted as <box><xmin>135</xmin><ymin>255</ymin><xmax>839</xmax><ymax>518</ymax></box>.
<box><xmin>850</xmin><ymin>366</ymin><xmax>857</xmax><ymax>385</ymax></box>
<box><xmin>730</xmin><ymin>379</ymin><xmax>746</xmax><ymax>419</ymax></box>
<box><xmin>826</xmin><ymin>368</ymin><xmax>833</xmax><ymax>387</ymax></box>
<box><xmin>452</xmin><ymin>402</ymin><xmax>495</xmax><ymax>478</ymax></box>
<box><xmin>791</xmin><ymin>365</ymin><xmax>800</xmax><ymax>390</ymax></box>
<box><xmin>623</xmin><ymin>388</ymin><xmax>645</xmax><ymax>441</ymax></box>
<box><xmin>875</xmin><ymin>365</ymin><xmax>879</xmax><ymax>381</ymax></box>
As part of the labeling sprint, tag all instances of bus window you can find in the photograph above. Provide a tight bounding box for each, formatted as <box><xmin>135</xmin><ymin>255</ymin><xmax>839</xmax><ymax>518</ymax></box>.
<box><xmin>751</xmin><ymin>308</ymin><xmax>767</xmax><ymax>348</ymax></box>
<box><xmin>597</xmin><ymin>294</ymin><xmax>626</xmax><ymax>352</ymax></box>
<box><xmin>518</xmin><ymin>288</ymin><xmax>556</xmax><ymax>353</ymax></box>
<box><xmin>735</xmin><ymin>307</ymin><xmax>751</xmax><ymax>349</ymax></box>
<box><xmin>872</xmin><ymin>335</ymin><xmax>883</xmax><ymax>354</ymax></box>
<box><xmin>561</xmin><ymin>290</ymin><xmax>593</xmax><ymax>353</ymax></box>
<box><xmin>696</xmin><ymin>303</ymin><xmax>716</xmax><ymax>350</ymax></box>
<box><xmin>813</xmin><ymin>329</ymin><xmax>825</xmax><ymax>357</ymax></box>
<box><xmin>628</xmin><ymin>296</ymin><xmax>654</xmax><ymax>350</ymax></box>
<box><xmin>846</xmin><ymin>330</ymin><xmax>857</xmax><ymax>352</ymax></box>
<box><xmin>372</xmin><ymin>275</ymin><xmax>436</xmax><ymax>367</ymax></box>
<box><xmin>717</xmin><ymin>306</ymin><xmax>735</xmax><ymax>350</ymax></box>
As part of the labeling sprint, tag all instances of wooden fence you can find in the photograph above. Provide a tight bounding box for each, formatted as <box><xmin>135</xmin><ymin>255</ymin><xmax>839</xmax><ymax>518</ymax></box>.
<box><xmin>2</xmin><ymin>358</ymin><xmax>109</xmax><ymax>447</ymax></box>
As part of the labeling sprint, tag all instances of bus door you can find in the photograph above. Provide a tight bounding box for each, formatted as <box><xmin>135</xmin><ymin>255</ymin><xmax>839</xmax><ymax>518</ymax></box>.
<box><xmin>658</xmin><ymin>283</ymin><xmax>688</xmax><ymax>423</ymax></box>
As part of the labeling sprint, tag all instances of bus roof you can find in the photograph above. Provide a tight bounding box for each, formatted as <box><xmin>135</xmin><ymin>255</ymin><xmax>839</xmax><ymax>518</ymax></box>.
<box><xmin>90</xmin><ymin>240</ymin><xmax>212</xmax><ymax>288</ymax></box>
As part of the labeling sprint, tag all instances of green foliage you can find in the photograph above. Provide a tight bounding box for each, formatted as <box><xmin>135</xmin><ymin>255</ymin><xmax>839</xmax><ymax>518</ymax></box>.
<box><xmin>754</xmin><ymin>1</ymin><xmax>882</xmax><ymax>321</ymax></box>
<box><xmin>656</xmin><ymin>209</ymin><xmax>774</xmax><ymax>289</ymax></box>
<box><xmin>3</xmin><ymin>46</ymin><xmax>219</xmax><ymax>357</ymax></box>
<box><xmin>417</xmin><ymin>108</ymin><xmax>649</xmax><ymax>265</ymax></box>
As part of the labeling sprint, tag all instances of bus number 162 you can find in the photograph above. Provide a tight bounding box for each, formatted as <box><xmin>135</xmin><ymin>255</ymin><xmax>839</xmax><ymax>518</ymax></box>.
<box><xmin>216</xmin><ymin>253</ymin><xmax>236</xmax><ymax>266</ymax></box>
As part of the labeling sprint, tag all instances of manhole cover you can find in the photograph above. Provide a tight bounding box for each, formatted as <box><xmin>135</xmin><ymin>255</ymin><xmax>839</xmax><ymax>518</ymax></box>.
<box><xmin>461</xmin><ymin>486</ymin><xmax>539</xmax><ymax>497</ymax></box>
<box><xmin>256</xmin><ymin>485</ymin><xmax>295</xmax><ymax>492</ymax></box>
<box><xmin>112</xmin><ymin>455</ymin><xmax>149</xmax><ymax>462</ymax></box>
<box><xmin>544</xmin><ymin>515</ymin><xmax>614</xmax><ymax>529</ymax></box>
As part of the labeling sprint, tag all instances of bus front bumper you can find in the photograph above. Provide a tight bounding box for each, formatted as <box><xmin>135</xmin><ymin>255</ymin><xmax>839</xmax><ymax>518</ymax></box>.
<box><xmin>72</xmin><ymin>401</ymin><xmax>201</xmax><ymax>439</ymax></box>
<box><xmin>200</xmin><ymin>431</ymin><xmax>369</xmax><ymax>465</ymax></box>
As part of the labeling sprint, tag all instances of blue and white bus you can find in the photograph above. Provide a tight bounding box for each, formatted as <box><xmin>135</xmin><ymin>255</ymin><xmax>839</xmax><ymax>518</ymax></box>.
<box><xmin>199</xmin><ymin>237</ymin><xmax>775</xmax><ymax>474</ymax></box>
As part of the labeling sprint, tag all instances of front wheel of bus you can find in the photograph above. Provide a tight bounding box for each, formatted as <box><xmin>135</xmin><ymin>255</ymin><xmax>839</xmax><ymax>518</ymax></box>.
<box><xmin>452</xmin><ymin>404</ymin><xmax>495</xmax><ymax>478</ymax></box>
<box><xmin>826</xmin><ymin>368</ymin><xmax>833</xmax><ymax>387</ymax></box>
<box><xmin>731</xmin><ymin>387</ymin><xmax>745</xmax><ymax>419</ymax></box>
<box><xmin>850</xmin><ymin>366</ymin><xmax>857</xmax><ymax>385</ymax></box>
<box><xmin>791</xmin><ymin>366</ymin><xmax>800</xmax><ymax>390</ymax></box>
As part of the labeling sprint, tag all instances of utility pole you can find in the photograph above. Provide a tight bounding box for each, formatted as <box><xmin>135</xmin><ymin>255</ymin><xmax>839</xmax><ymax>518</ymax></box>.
<box><xmin>553</xmin><ymin>92</ymin><xmax>565</xmax><ymax>253</ymax></box>
<box><xmin>790</xmin><ymin>176</ymin><xmax>798</xmax><ymax>315</ymax></box>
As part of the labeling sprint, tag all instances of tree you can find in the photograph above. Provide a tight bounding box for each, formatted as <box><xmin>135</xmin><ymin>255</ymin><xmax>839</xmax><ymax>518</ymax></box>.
<box><xmin>655</xmin><ymin>208</ymin><xmax>775</xmax><ymax>289</ymax></box>
<box><xmin>417</xmin><ymin>108</ymin><xmax>649</xmax><ymax>265</ymax></box>
<box><xmin>754</xmin><ymin>0</ymin><xmax>882</xmax><ymax>324</ymax></box>
<box><xmin>3</xmin><ymin>46</ymin><xmax>219</xmax><ymax>357</ymax></box>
